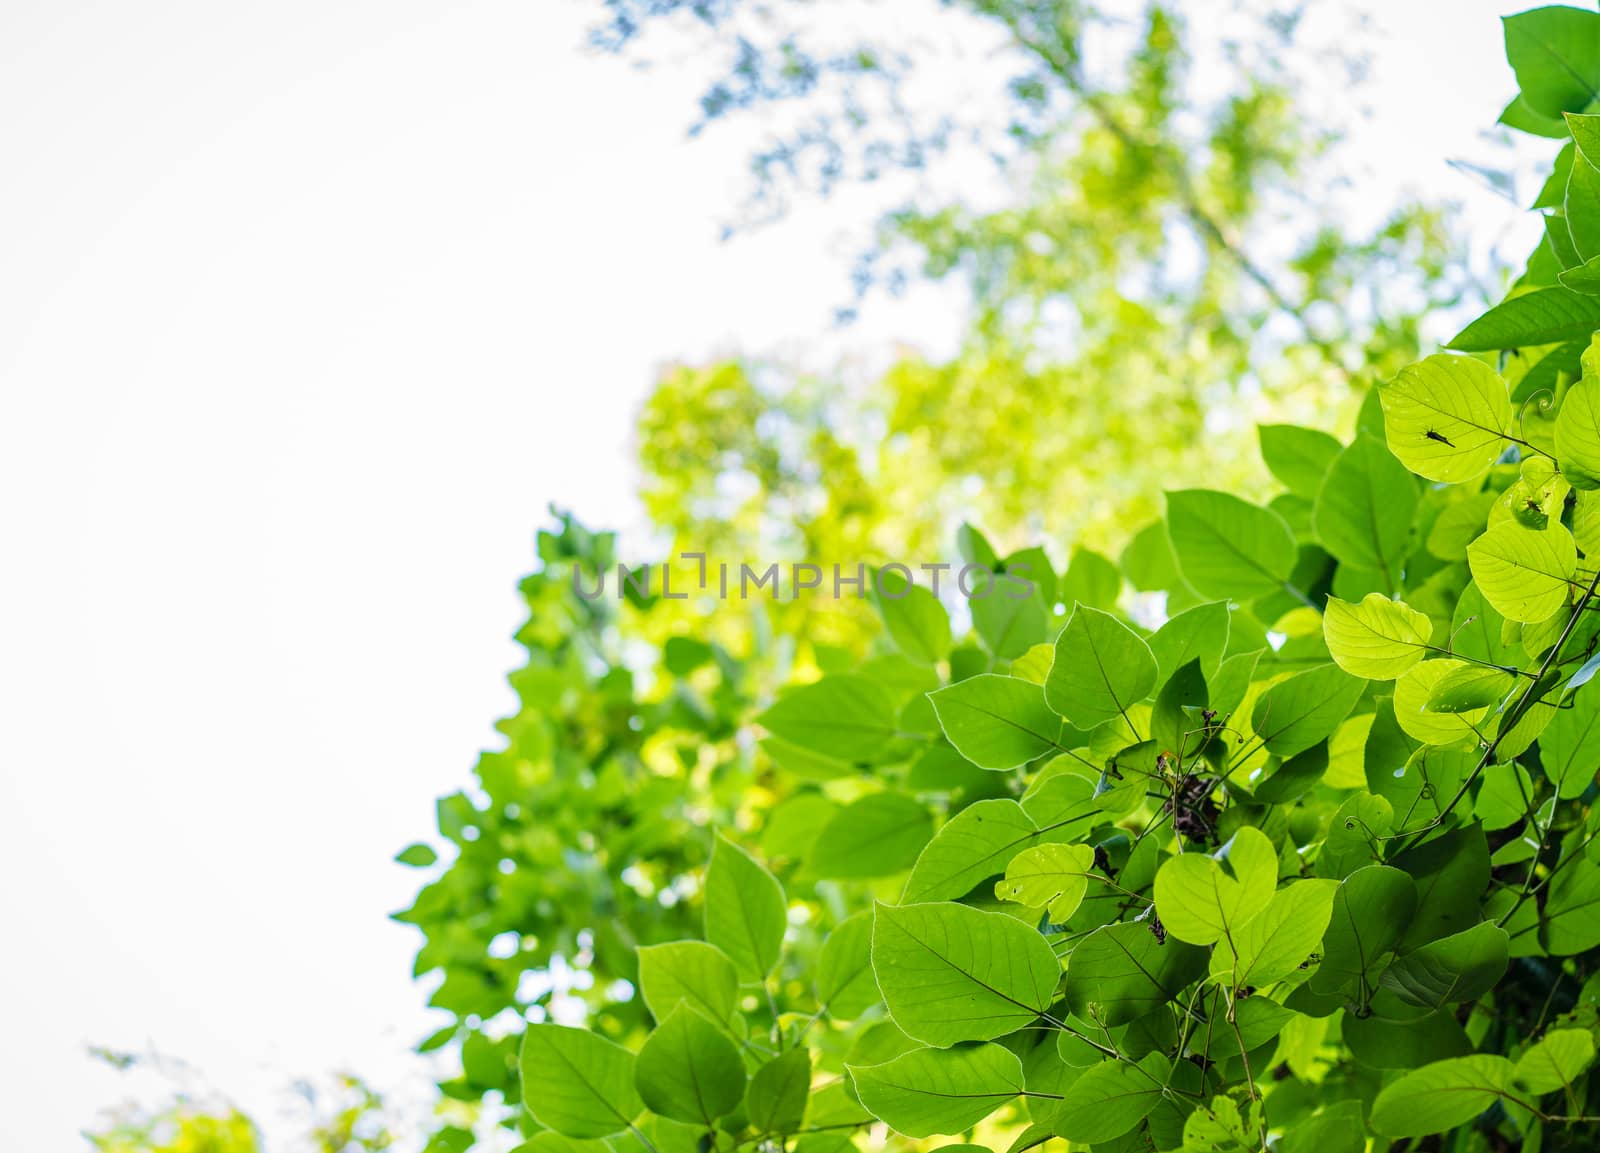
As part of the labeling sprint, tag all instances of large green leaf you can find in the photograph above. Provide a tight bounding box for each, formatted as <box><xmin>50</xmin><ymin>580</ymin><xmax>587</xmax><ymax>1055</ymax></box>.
<box><xmin>815</xmin><ymin>911</ymin><xmax>879</xmax><ymax>1019</ymax></box>
<box><xmin>1249</xmin><ymin>664</ymin><xmax>1365</xmax><ymax>758</ymax></box>
<box><xmin>1044</xmin><ymin>606</ymin><xmax>1157</xmax><ymax>729</ymax></box>
<box><xmin>519</xmin><ymin>1024</ymin><xmax>642</xmax><ymax>1139</ymax></box>
<box><xmin>1545</xmin><ymin>851</ymin><xmax>1600</xmax><ymax>954</ymax></box>
<box><xmin>1378</xmin><ymin>355</ymin><xmax>1510</xmax><ymax>482</ymax></box>
<box><xmin>903</xmin><ymin>798</ymin><xmax>1043</xmax><ymax>902</ymax></box>
<box><xmin>873</xmin><ymin>567</ymin><xmax>952</xmax><ymax>664</ymax></box>
<box><xmin>1466</xmin><ymin>520</ymin><xmax>1576</xmax><ymax>623</ymax></box>
<box><xmin>871</xmin><ymin>900</ymin><xmax>1060</xmax><ymax>1046</ymax></box>
<box><xmin>635</xmin><ymin>1004</ymin><xmax>747</xmax><ymax>1125</ymax></box>
<box><xmin>1322</xmin><ymin>593</ymin><xmax>1432</xmax><ymax>680</ymax></box>
<box><xmin>1053</xmin><ymin>1052</ymin><xmax>1172</xmax><ymax>1144</ymax></box>
<box><xmin>757</xmin><ymin>675</ymin><xmax>899</xmax><ymax>760</ymax></box>
<box><xmin>1504</xmin><ymin>6</ymin><xmax>1600</xmax><ymax>118</ymax></box>
<box><xmin>1312</xmin><ymin>434</ymin><xmax>1418</xmax><ymax>586</ymax></box>
<box><xmin>1165</xmin><ymin>489</ymin><xmax>1298</xmax><ymax>599</ymax></box>
<box><xmin>1515</xmin><ymin>1028</ymin><xmax>1597</xmax><ymax>1093</ymax></box>
<box><xmin>808</xmin><ymin>793</ymin><xmax>932</xmax><ymax>879</ymax></box>
<box><xmin>1381</xmin><ymin>921</ymin><xmax>1509</xmax><ymax>1010</ymax></box>
<box><xmin>636</xmin><ymin>941</ymin><xmax>739</xmax><ymax>1025</ymax></box>
<box><xmin>704</xmin><ymin>833</ymin><xmax>787</xmax><ymax>981</ymax></box>
<box><xmin>848</xmin><ymin>1043</ymin><xmax>1024</xmax><ymax>1138</ymax></box>
<box><xmin>1369</xmin><ymin>1054</ymin><xmax>1516</xmax><ymax>1137</ymax></box>
<box><xmin>1559</xmin><ymin>375</ymin><xmax>1600</xmax><ymax>488</ymax></box>
<box><xmin>930</xmin><ymin>674</ymin><xmax>1073</xmax><ymax>770</ymax></box>
<box><xmin>1064</xmin><ymin>920</ymin><xmax>1208</xmax><ymax>1027</ymax></box>
<box><xmin>1311</xmin><ymin>865</ymin><xmax>1416</xmax><ymax>998</ymax></box>
<box><xmin>746</xmin><ymin>1049</ymin><xmax>811</xmax><ymax>1136</ymax></box>
<box><xmin>1260</xmin><ymin>424</ymin><xmax>1342</xmax><ymax>498</ymax></box>
<box><xmin>1148</xmin><ymin>600</ymin><xmax>1230</xmax><ymax>682</ymax></box>
<box><xmin>1151</xmin><ymin>827</ymin><xmax>1275</xmax><ymax>947</ymax></box>
<box><xmin>1210</xmin><ymin>879</ymin><xmax>1338</xmax><ymax>989</ymax></box>
<box><xmin>1449</xmin><ymin>287</ymin><xmax>1600</xmax><ymax>352</ymax></box>
<box><xmin>1540</xmin><ymin>683</ymin><xmax>1600</xmax><ymax>798</ymax></box>
<box><xmin>971</xmin><ymin>574</ymin><xmax>1051</xmax><ymax>659</ymax></box>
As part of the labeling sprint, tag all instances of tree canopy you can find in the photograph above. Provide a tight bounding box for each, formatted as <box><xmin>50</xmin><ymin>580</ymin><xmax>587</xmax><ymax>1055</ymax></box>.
<box><xmin>391</xmin><ymin>6</ymin><xmax>1600</xmax><ymax>1151</ymax></box>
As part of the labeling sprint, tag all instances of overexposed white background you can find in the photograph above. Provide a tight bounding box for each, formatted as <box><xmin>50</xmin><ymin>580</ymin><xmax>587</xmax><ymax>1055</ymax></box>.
<box><xmin>0</xmin><ymin>1</ymin><xmax>1548</xmax><ymax>1149</ymax></box>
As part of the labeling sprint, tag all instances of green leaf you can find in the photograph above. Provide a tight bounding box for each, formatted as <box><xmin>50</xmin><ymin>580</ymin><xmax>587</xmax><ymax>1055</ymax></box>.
<box><xmin>1311</xmin><ymin>865</ymin><xmax>1416</xmax><ymax>998</ymax></box>
<box><xmin>396</xmin><ymin>842</ymin><xmax>438</xmax><ymax>867</ymax></box>
<box><xmin>1426</xmin><ymin>664</ymin><xmax>1515</xmax><ymax>713</ymax></box>
<box><xmin>1344</xmin><ymin>1008</ymin><xmax>1474</xmax><ymax>1071</ymax></box>
<box><xmin>871</xmin><ymin>900</ymin><xmax>1060</xmax><ymax>1046</ymax></box>
<box><xmin>1064</xmin><ymin>921</ymin><xmax>1208</xmax><ymax>1027</ymax></box>
<box><xmin>1044</xmin><ymin>606</ymin><xmax>1158</xmax><ymax>729</ymax></box>
<box><xmin>1393</xmin><ymin>660</ymin><xmax>1487</xmax><ymax>748</ymax></box>
<box><xmin>1571</xmin><ymin>147</ymin><xmax>1600</xmax><ymax>262</ymax></box>
<box><xmin>930</xmin><ymin>675</ymin><xmax>1072</xmax><ymax>770</ymax></box>
<box><xmin>1557</xmin><ymin>374</ymin><xmax>1600</xmax><ymax>488</ymax></box>
<box><xmin>1504</xmin><ymin>7</ymin><xmax>1600</xmax><ymax>118</ymax></box>
<box><xmin>704</xmin><ymin>833</ymin><xmax>787</xmax><ymax>982</ymax></box>
<box><xmin>1122</xmin><ymin>520</ymin><xmax>1185</xmax><ymax>592</ymax></box>
<box><xmin>809</xmin><ymin>793</ymin><xmax>932</xmax><ymax>879</ymax></box>
<box><xmin>995</xmin><ymin>842</ymin><xmax>1096</xmax><ymax>921</ymax></box>
<box><xmin>1544</xmin><ymin>852</ymin><xmax>1600</xmax><ymax>954</ymax></box>
<box><xmin>815</xmin><ymin>911</ymin><xmax>878</xmax><ymax>1019</ymax></box>
<box><xmin>1165</xmin><ymin>489</ymin><xmax>1298</xmax><ymax>600</ymax></box>
<box><xmin>1182</xmin><ymin>1095</ymin><xmax>1253</xmax><ymax>1152</ymax></box>
<box><xmin>1378</xmin><ymin>355</ymin><xmax>1510</xmax><ymax>482</ymax></box>
<box><xmin>1381</xmin><ymin>921</ymin><xmax>1510</xmax><ymax>1011</ymax></box>
<box><xmin>1515</xmin><ymin>1028</ymin><xmax>1596</xmax><ymax>1093</ymax></box>
<box><xmin>1152</xmin><ymin>828</ymin><xmax>1273</xmax><ymax>948</ymax></box>
<box><xmin>1449</xmin><ymin>287</ymin><xmax>1600</xmax><ymax>351</ymax></box>
<box><xmin>1249</xmin><ymin>664</ymin><xmax>1365</xmax><ymax>758</ymax></box>
<box><xmin>1369</xmin><ymin>1054</ymin><xmax>1516</xmax><ymax>1137</ymax></box>
<box><xmin>1210</xmin><ymin>879</ymin><xmax>1338</xmax><ymax>989</ymax></box>
<box><xmin>904</xmin><ymin>798</ymin><xmax>1043</xmax><ymax>903</ymax></box>
<box><xmin>663</xmin><ymin>636</ymin><xmax>714</xmax><ymax>675</ymax></box>
<box><xmin>1312</xmin><ymin>434</ymin><xmax>1418</xmax><ymax>586</ymax></box>
<box><xmin>1466</xmin><ymin>520</ymin><xmax>1576</xmax><ymax>623</ymax></box>
<box><xmin>1260</xmin><ymin>424</ymin><xmax>1342</xmax><ymax>498</ymax></box>
<box><xmin>1322</xmin><ymin>594</ymin><xmax>1433</xmax><ymax>680</ymax></box>
<box><xmin>636</xmin><ymin>941</ymin><xmax>739</xmax><ymax>1025</ymax></box>
<box><xmin>757</xmin><ymin>675</ymin><xmax>899</xmax><ymax>761</ymax></box>
<box><xmin>746</xmin><ymin>1049</ymin><xmax>811</xmax><ymax>1136</ymax></box>
<box><xmin>635</xmin><ymin>1003</ymin><xmax>746</xmax><ymax>1125</ymax></box>
<box><xmin>1148</xmin><ymin>600</ymin><xmax>1231</xmax><ymax>683</ymax></box>
<box><xmin>1276</xmin><ymin>1101</ymin><xmax>1364</xmax><ymax>1153</ymax></box>
<box><xmin>1393</xmin><ymin>827</ymin><xmax>1492</xmax><ymax>950</ymax></box>
<box><xmin>1053</xmin><ymin>1052</ymin><xmax>1172</xmax><ymax>1144</ymax></box>
<box><xmin>848</xmin><ymin>1043</ymin><xmax>1024</xmax><ymax>1138</ymax></box>
<box><xmin>1559</xmin><ymin>253</ymin><xmax>1600</xmax><ymax>293</ymax></box>
<box><xmin>1061</xmin><ymin>547</ymin><xmax>1122</xmax><ymax>609</ymax></box>
<box><xmin>1540</xmin><ymin>683</ymin><xmax>1600</xmax><ymax>798</ymax></box>
<box><xmin>519</xmin><ymin>1024</ymin><xmax>641</xmax><ymax>1139</ymax></box>
<box><xmin>873</xmin><ymin>567</ymin><xmax>952</xmax><ymax>664</ymax></box>
<box><xmin>971</xmin><ymin>574</ymin><xmax>1051</xmax><ymax>659</ymax></box>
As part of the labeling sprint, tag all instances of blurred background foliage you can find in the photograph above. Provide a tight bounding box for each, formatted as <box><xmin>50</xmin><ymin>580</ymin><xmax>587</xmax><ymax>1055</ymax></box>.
<box><xmin>87</xmin><ymin>0</ymin><xmax>1496</xmax><ymax>1149</ymax></box>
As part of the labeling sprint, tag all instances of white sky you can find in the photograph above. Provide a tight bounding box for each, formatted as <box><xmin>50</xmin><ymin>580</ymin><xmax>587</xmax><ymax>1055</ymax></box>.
<box><xmin>0</xmin><ymin>1</ymin><xmax>1549</xmax><ymax>1150</ymax></box>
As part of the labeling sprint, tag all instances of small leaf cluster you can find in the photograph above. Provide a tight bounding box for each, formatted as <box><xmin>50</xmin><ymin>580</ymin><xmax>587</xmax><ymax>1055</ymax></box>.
<box><xmin>397</xmin><ymin>8</ymin><xmax>1600</xmax><ymax>1152</ymax></box>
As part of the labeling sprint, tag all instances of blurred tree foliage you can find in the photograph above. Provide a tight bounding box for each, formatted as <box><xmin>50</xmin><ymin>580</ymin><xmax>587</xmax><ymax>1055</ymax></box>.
<box><xmin>83</xmin><ymin>1051</ymin><xmax>399</xmax><ymax>1153</ymax></box>
<box><xmin>625</xmin><ymin>0</ymin><xmax>1465</xmax><ymax>564</ymax></box>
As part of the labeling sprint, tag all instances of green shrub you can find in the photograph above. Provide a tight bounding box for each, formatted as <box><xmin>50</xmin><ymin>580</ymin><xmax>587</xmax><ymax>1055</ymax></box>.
<box><xmin>398</xmin><ymin>8</ymin><xmax>1600</xmax><ymax>1150</ymax></box>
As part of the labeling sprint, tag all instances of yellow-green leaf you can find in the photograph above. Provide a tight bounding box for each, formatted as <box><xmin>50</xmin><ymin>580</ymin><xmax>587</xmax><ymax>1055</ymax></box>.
<box><xmin>994</xmin><ymin>843</ymin><xmax>1096</xmax><ymax>921</ymax></box>
<box><xmin>1466</xmin><ymin>521</ymin><xmax>1576</xmax><ymax>623</ymax></box>
<box><xmin>1322</xmin><ymin>594</ymin><xmax>1433</xmax><ymax>680</ymax></box>
<box><xmin>1379</xmin><ymin>355</ymin><xmax>1510</xmax><ymax>483</ymax></box>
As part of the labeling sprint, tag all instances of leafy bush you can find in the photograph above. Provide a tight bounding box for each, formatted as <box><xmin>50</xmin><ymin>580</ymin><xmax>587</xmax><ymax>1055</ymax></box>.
<box><xmin>397</xmin><ymin>8</ymin><xmax>1600</xmax><ymax>1152</ymax></box>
